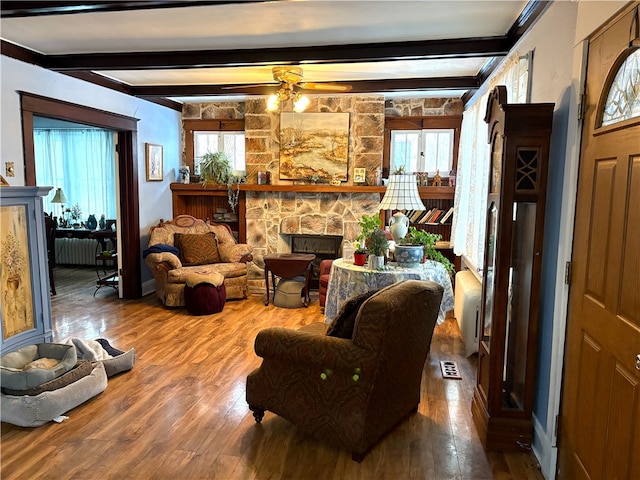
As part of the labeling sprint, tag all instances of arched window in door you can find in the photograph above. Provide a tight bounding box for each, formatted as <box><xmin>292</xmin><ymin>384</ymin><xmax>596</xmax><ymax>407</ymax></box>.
<box><xmin>600</xmin><ymin>48</ymin><xmax>639</xmax><ymax>127</ymax></box>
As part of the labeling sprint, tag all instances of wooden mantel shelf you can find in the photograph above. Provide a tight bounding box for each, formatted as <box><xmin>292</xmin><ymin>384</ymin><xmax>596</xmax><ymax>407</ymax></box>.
<box><xmin>170</xmin><ymin>183</ymin><xmax>454</xmax><ymax>199</ymax></box>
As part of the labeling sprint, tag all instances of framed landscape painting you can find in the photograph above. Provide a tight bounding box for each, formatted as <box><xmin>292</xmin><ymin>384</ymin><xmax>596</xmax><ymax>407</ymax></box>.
<box><xmin>279</xmin><ymin>112</ymin><xmax>349</xmax><ymax>182</ymax></box>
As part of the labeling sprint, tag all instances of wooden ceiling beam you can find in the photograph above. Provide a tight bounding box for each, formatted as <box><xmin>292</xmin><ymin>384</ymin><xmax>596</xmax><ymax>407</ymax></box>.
<box><xmin>131</xmin><ymin>76</ymin><xmax>480</xmax><ymax>97</ymax></box>
<box><xmin>45</xmin><ymin>37</ymin><xmax>510</xmax><ymax>71</ymax></box>
<box><xmin>0</xmin><ymin>1</ymin><xmax>273</xmax><ymax>18</ymax></box>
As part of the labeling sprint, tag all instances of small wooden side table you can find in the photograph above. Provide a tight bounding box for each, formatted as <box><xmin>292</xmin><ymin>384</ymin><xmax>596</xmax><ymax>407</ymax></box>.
<box><xmin>264</xmin><ymin>253</ymin><xmax>316</xmax><ymax>307</ymax></box>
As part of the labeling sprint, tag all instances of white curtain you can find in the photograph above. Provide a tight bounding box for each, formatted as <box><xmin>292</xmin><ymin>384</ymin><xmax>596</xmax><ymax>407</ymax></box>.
<box><xmin>34</xmin><ymin>129</ymin><xmax>117</xmax><ymax>221</ymax></box>
<box><xmin>450</xmin><ymin>52</ymin><xmax>531</xmax><ymax>273</ymax></box>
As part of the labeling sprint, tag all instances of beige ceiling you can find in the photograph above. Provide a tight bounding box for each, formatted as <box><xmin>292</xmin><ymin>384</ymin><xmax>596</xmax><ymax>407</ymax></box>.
<box><xmin>1</xmin><ymin>1</ymin><xmax>531</xmax><ymax>103</ymax></box>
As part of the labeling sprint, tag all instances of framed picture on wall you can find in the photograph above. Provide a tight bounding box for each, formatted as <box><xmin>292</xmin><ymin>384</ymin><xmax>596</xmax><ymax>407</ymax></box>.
<box><xmin>145</xmin><ymin>143</ymin><xmax>163</xmax><ymax>181</ymax></box>
<box><xmin>279</xmin><ymin>112</ymin><xmax>350</xmax><ymax>182</ymax></box>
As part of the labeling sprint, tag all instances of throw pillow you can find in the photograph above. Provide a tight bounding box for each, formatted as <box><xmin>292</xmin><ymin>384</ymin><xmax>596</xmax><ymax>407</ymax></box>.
<box><xmin>175</xmin><ymin>232</ymin><xmax>220</xmax><ymax>266</ymax></box>
<box><xmin>327</xmin><ymin>290</ymin><xmax>377</xmax><ymax>339</ymax></box>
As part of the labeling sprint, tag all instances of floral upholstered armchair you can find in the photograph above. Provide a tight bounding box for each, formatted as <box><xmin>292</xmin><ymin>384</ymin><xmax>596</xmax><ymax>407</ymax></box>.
<box><xmin>246</xmin><ymin>279</ymin><xmax>444</xmax><ymax>460</ymax></box>
<box><xmin>144</xmin><ymin>215</ymin><xmax>253</xmax><ymax>307</ymax></box>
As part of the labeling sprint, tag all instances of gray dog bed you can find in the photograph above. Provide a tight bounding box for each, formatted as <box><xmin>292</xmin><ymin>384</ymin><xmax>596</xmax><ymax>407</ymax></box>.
<box><xmin>0</xmin><ymin>362</ymin><xmax>108</xmax><ymax>427</ymax></box>
<box><xmin>0</xmin><ymin>344</ymin><xmax>77</xmax><ymax>391</ymax></box>
<box><xmin>95</xmin><ymin>338</ymin><xmax>136</xmax><ymax>377</ymax></box>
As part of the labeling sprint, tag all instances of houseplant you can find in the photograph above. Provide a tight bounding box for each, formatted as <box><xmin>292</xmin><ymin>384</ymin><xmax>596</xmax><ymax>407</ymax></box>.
<box><xmin>354</xmin><ymin>213</ymin><xmax>386</xmax><ymax>267</ymax></box>
<box><xmin>355</xmin><ymin>213</ymin><xmax>382</xmax><ymax>249</ymax></box>
<box><xmin>199</xmin><ymin>151</ymin><xmax>232</xmax><ymax>185</ymax></box>
<box><xmin>199</xmin><ymin>151</ymin><xmax>244</xmax><ymax>212</ymax></box>
<box><xmin>396</xmin><ymin>226</ymin><xmax>454</xmax><ymax>273</ymax></box>
<box><xmin>366</xmin><ymin>228</ymin><xmax>389</xmax><ymax>270</ymax></box>
<box><xmin>70</xmin><ymin>203</ymin><xmax>82</xmax><ymax>228</ymax></box>
<box><xmin>353</xmin><ymin>242</ymin><xmax>367</xmax><ymax>266</ymax></box>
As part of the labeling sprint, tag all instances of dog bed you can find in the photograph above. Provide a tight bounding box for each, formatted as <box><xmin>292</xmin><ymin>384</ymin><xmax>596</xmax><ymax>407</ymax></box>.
<box><xmin>1</xmin><ymin>360</ymin><xmax>94</xmax><ymax>396</ymax></box>
<box><xmin>0</xmin><ymin>344</ymin><xmax>77</xmax><ymax>391</ymax></box>
<box><xmin>64</xmin><ymin>337</ymin><xmax>135</xmax><ymax>378</ymax></box>
<box><xmin>95</xmin><ymin>338</ymin><xmax>136</xmax><ymax>377</ymax></box>
<box><xmin>0</xmin><ymin>362</ymin><xmax>108</xmax><ymax>427</ymax></box>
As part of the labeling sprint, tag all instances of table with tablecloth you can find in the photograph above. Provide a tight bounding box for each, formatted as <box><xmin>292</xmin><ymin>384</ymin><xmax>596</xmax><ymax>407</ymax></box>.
<box><xmin>324</xmin><ymin>257</ymin><xmax>454</xmax><ymax>325</ymax></box>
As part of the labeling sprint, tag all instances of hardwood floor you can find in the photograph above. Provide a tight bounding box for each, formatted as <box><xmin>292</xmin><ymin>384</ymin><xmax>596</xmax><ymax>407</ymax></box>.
<box><xmin>1</xmin><ymin>267</ymin><xmax>544</xmax><ymax>479</ymax></box>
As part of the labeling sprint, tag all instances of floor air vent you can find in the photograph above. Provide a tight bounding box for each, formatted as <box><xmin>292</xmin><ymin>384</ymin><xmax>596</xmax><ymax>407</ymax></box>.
<box><xmin>440</xmin><ymin>361</ymin><xmax>462</xmax><ymax>380</ymax></box>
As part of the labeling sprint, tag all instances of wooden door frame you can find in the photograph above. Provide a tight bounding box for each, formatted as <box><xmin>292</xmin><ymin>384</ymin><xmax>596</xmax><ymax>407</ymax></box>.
<box><xmin>20</xmin><ymin>92</ymin><xmax>142</xmax><ymax>300</ymax></box>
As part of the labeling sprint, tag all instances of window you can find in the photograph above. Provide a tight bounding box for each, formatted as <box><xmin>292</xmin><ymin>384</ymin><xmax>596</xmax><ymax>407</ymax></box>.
<box><xmin>193</xmin><ymin>131</ymin><xmax>245</xmax><ymax>174</ymax></box>
<box><xmin>384</xmin><ymin>116</ymin><xmax>461</xmax><ymax>177</ymax></box>
<box><xmin>391</xmin><ymin>129</ymin><xmax>455</xmax><ymax>174</ymax></box>
<box><xmin>34</xmin><ymin>127</ymin><xmax>117</xmax><ymax>219</ymax></box>
<box><xmin>183</xmin><ymin>119</ymin><xmax>245</xmax><ymax>175</ymax></box>
<box><xmin>601</xmin><ymin>49</ymin><xmax>640</xmax><ymax>127</ymax></box>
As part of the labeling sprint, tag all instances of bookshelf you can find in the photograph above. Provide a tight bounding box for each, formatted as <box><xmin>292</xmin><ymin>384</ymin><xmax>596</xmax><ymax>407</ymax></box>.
<box><xmin>411</xmin><ymin>186</ymin><xmax>455</xmax><ymax>242</ymax></box>
<box><xmin>171</xmin><ymin>184</ymin><xmax>246</xmax><ymax>242</ymax></box>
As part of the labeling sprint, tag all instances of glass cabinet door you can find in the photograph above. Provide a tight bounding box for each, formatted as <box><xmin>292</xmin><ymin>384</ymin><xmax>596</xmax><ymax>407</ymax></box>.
<box><xmin>483</xmin><ymin>202</ymin><xmax>498</xmax><ymax>350</ymax></box>
<box><xmin>502</xmin><ymin>201</ymin><xmax>536</xmax><ymax>410</ymax></box>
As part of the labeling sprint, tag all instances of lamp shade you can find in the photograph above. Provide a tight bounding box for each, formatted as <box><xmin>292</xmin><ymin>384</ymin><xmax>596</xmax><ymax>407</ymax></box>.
<box><xmin>378</xmin><ymin>174</ymin><xmax>426</xmax><ymax>211</ymax></box>
<box><xmin>51</xmin><ymin>187</ymin><xmax>68</xmax><ymax>204</ymax></box>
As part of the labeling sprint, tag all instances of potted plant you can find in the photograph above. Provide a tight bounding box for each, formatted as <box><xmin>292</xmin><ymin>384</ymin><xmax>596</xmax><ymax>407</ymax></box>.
<box><xmin>366</xmin><ymin>228</ymin><xmax>389</xmax><ymax>270</ymax></box>
<box><xmin>353</xmin><ymin>213</ymin><xmax>382</xmax><ymax>266</ymax></box>
<box><xmin>199</xmin><ymin>151</ymin><xmax>232</xmax><ymax>186</ymax></box>
<box><xmin>70</xmin><ymin>203</ymin><xmax>82</xmax><ymax>228</ymax></box>
<box><xmin>396</xmin><ymin>226</ymin><xmax>454</xmax><ymax>273</ymax></box>
<box><xmin>355</xmin><ymin>213</ymin><xmax>382</xmax><ymax>249</ymax></box>
<box><xmin>353</xmin><ymin>241</ymin><xmax>368</xmax><ymax>266</ymax></box>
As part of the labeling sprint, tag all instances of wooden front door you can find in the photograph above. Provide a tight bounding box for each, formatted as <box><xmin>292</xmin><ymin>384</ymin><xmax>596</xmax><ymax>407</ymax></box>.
<box><xmin>557</xmin><ymin>4</ymin><xmax>640</xmax><ymax>479</ymax></box>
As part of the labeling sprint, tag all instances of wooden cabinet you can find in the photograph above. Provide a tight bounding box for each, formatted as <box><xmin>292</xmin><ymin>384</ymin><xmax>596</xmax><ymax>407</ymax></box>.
<box><xmin>471</xmin><ymin>86</ymin><xmax>554</xmax><ymax>451</ymax></box>
<box><xmin>0</xmin><ymin>186</ymin><xmax>53</xmax><ymax>353</ymax></box>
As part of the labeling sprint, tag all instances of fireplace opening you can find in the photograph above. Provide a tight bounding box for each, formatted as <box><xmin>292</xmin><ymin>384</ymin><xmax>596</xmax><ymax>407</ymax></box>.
<box><xmin>289</xmin><ymin>234</ymin><xmax>343</xmax><ymax>289</ymax></box>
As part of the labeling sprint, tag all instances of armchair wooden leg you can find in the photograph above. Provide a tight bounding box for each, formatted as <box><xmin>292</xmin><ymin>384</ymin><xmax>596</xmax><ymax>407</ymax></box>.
<box><xmin>351</xmin><ymin>451</ymin><xmax>366</xmax><ymax>462</ymax></box>
<box><xmin>249</xmin><ymin>405</ymin><xmax>265</xmax><ymax>424</ymax></box>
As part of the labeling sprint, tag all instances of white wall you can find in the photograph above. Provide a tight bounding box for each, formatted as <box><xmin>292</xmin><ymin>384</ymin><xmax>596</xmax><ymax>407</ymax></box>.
<box><xmin>0</xmin><ymin>55</ymin><xmax>182</xmax><ymax>285</ymax></box>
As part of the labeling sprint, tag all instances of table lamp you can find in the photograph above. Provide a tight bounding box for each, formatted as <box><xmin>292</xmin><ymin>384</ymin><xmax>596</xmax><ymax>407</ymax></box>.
<box><xmin>378</xmin><ymin>174</ymin><xmax>425</xmax><ymax>243</ymax></box>
<box><xmin>51</xmin><ymin>187</ymin><xmax>68</xmax><ymax>226</ymax></box>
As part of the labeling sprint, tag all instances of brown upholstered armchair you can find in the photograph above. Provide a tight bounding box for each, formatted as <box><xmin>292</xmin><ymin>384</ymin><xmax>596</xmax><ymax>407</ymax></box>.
<box><xmin>246</xmin><ymin>279</ymin><xmax>444</xmax><ymax>460</ymax></box>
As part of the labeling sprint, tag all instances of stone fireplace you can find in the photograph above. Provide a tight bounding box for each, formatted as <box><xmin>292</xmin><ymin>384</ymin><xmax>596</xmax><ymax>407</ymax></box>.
<box><xmin>244</xmin><ymin>190</ymin><xmax>382</xmax><ymax>294</ymax></box>
<box><xmin>182</xmin><ymin>96</ymin><xmax>463</xmax><ymax>295</ymax></box>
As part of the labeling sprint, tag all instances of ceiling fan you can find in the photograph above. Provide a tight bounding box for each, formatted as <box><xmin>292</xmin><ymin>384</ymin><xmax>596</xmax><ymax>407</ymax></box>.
<box><xmin>227</xmin><ymin>66</ymin><xmax>353</xmax><ymax>112</ymax></box>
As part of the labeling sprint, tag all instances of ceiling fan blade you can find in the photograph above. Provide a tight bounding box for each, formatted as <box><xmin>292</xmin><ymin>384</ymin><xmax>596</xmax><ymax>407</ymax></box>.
<box><xmin>221</xmin><ymin>83</ymin><xmax>274</xmax><ymax>90</ymax></box>
<box><xmin>299</xmin><ymin>82</ymin><xmax>353</xmax><ymax>92</ymax></box>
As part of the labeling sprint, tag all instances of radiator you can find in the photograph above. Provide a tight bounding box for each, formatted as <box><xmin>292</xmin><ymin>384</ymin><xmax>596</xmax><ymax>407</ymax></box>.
<box><xmin>55</xmin><ymin>238</ymin><xmax>97</xmax><ymax>266</ymax></box>
<box><xmin>454</xmin><ymin>270</ymin><xmax>482</xmax><ymax>356</ymax></box>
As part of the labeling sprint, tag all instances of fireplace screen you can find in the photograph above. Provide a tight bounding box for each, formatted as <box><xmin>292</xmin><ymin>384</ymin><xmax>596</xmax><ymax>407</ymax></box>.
<box><xmin>290</xmin><ymin>234</ymin><xmax>343</xmax><ymax>289</ymax></box>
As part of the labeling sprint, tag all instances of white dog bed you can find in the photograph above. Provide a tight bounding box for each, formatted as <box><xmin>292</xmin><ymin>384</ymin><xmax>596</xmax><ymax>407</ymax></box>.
<box><xmin>0</xmin><ymin>362</ymin><xmax>107</xmax><ymax>427</ymax></box>
<box><xmin>0</xmin><ymin>344</ymin><xmax>77</xmax><ymax>391</ymax></box>
<box><xmin>67</xmin><ymin>338</ymin><xmax>135</xmax><ymax>378</ymax></box>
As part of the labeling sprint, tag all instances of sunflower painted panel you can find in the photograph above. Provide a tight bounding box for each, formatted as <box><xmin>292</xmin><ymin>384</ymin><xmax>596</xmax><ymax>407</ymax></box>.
<box><xmin>1</xmin><ymin>205</ymin><xmax>35</xmax><ymax>339</ymax></box>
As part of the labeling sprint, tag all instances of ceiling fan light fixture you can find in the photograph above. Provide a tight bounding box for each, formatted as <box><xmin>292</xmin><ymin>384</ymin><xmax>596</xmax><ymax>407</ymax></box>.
<box><xmin>267</xmin><ymin>93</ymin><xmax>280</xmax><ymax>111</ymax></box>
<box><xmin>293</xmin><ymin>93</ymin><xmax>310</xmax><ymax>112</ymax></box>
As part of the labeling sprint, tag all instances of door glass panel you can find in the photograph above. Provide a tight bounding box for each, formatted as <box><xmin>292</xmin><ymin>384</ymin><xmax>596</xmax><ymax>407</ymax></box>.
<box><xmin>601</xmin><ymin>49</ymin><xmax>640</xmax><ymax>126</ymax></box>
